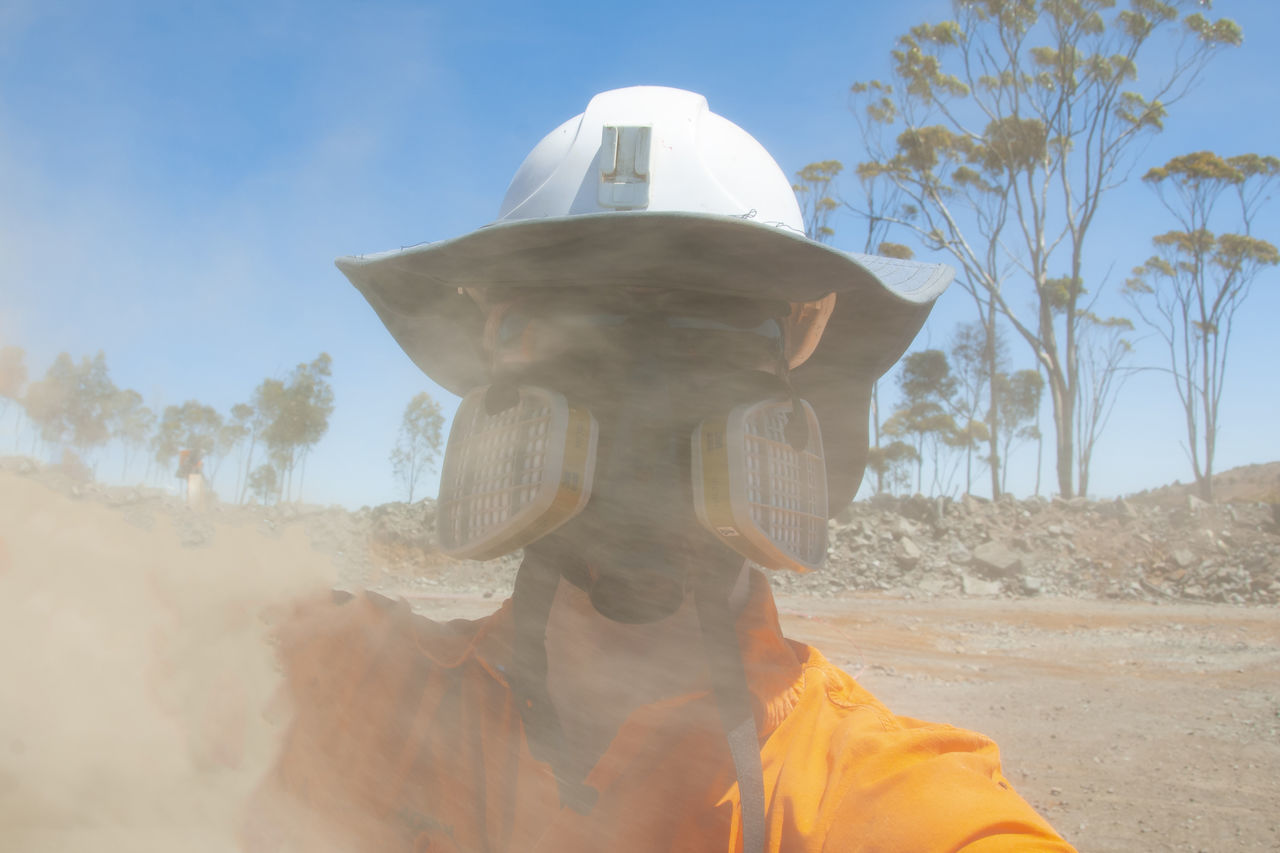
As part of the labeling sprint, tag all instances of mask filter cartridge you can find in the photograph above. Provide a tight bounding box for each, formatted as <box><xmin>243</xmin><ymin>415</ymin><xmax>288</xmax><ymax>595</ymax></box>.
<box><xmin>692</xmin><ymin>399</ymin><xmax>828</xmax><ymax>573</ymax></box>
<box><xmin>437</xmin><ymin>386</ymin><xmax>598</xmax><ymax>560</ymax></box>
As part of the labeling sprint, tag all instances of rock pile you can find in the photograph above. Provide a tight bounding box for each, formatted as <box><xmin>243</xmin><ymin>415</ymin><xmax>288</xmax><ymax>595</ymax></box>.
<box><xmin>4</xmin><ymin>455</ymin><xmax>1277</xmax><ymax>605</ymax></box>
<box><xmin>771</xmin><ymin>492</ymin><xmax>1280</xmax><ymax>604</ymax></box>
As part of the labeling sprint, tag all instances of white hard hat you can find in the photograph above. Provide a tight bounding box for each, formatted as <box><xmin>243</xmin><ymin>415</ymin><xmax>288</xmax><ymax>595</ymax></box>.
<box><xmin>497</xmin><ymin>86</ymin><xmax>805</xmax><ymax>229</ymax></box>
<box><xmin>336</xmin><ymin>86</ymin><xmax>953</xmax><ymax>425</ymax></box>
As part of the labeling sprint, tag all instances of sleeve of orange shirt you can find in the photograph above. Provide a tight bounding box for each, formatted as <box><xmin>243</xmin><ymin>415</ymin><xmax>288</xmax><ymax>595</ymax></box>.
<box><xmin>821</xmin><ymin>721</ymin><xmax>1075</xmax><ymax>851</ymax></box>
<box><xmin>769</xmin><ymin>651</ymin><xmax>1077</xmax><ymax>852</ymax></box>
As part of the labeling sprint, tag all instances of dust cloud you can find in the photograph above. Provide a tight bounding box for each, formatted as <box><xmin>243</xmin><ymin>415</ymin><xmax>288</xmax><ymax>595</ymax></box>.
<box><xmin>0</xmin><ymin>471</ymin><xmax>333</xmax><ymax>852</ymax></box>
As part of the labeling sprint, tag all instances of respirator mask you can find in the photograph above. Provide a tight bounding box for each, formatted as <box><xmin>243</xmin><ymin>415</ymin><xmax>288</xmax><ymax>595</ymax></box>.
<box><xmin>435</xmin><ymin>290</ymin><xmax>829</xmax><ymax>622</ymax></box>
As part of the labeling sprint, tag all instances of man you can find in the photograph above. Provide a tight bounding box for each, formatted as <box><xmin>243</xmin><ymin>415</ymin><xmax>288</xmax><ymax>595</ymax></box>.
<box><xmin>244</xmin><ymin>87</ymin><xmax>1074</xmax><ymax>852</ymax></box>
<box><xmin>176</xmin><ymin>447</ymin><xmax>206</xmax><ymax>509</ymax></box>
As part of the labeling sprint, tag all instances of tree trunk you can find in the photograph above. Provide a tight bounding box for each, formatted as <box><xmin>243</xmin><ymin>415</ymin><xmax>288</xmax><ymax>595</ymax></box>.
<box><xmin>915</xmin><ymin>436</ymin><xmax>924</xmax><ymax>495</ymax></box>
<box><xmin>1201</xmin><ymin>407</ymin><xmax>1215</xmax><ymax>503</ymax></box>
<box><xmin>1050</xmin><ymin>369</ymin><xmax>1075</xmax><ymax>498</ymax></box>
<box><xmin>297</xmin><ymin>452</ymin><xmax>308</xmax><ymax>504</ymax></box>
<box><xmin>871</xmin><ymin>382</ymin><xmax>884</xmax><ymax>494</ymax></box>
<box><xmin>1200</xmin><ymin>330</ymin><xmax>1216</xmax><ymax>504</ymax></box>
<box><xmin>239</xmin><ymin>435</ymin><xmax>258</xmax><ymax>505</ymax></box>
<box><xmin>406</xmin><ymin>445</ymin><xmax>417</xmax><ymax>503</ymax></box>
<box><xmin>1054</xmin><ymin>406</ymin><xmax>1074</xmax><ymax>497</ymax></box>
<box><xmin>1034</xmin><ymin>430</ymin><xmax>1043</xmax><ymax>498</ymax></box>
<box><xmin>985</xmin><ymin>302</ymin><xmax>1001</xmax><ymax>500</ymax></box>
<box><xmin>281</xmin><ymin>457</ymin><xmax>293</xmax><ymax>505</ymax></box>
<box><xmin>964</xmin><ymin>442</ymin><xmax>972</xmax><ymax>496</ymax></box>
<box><xmin>1197</xmin><ymin>472</ymin><xmax>1213</xmax><ymax>502</ymax></box>
<box><xmin>986</xmin><ymin>403</ymin><xmax>1001</xmax><ymax>499</ymax></box>
<box><xmin>1044</xmin><ymin>347</ymin><xmax>1075</xmax><ymax>498</ymax></box>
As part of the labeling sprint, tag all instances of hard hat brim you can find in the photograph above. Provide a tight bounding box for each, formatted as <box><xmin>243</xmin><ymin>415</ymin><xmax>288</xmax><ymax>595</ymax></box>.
<box><xmin>336</xmin><ymin>211</ymin><xmax>952</xmax><ymax>392</ymax></box>
<box><xmin>337</xmin><ymin>212</ymin><xmax>952</xmax><ymax>510</ymax></box>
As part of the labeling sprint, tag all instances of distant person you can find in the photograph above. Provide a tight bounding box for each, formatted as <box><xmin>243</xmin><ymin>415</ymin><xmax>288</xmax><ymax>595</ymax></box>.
<box><xmin>176</xmin><ymin>448</ymin><xmax>206</xmax><ymax>510</ymax></box>
<box><xmin>244</xmin><ymin>87</ymin><xmax>1074</xmax><ymax>851</ymax></box>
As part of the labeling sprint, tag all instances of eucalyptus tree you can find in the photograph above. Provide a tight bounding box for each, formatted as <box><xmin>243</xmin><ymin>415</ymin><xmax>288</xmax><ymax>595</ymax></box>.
<box><xmin>950</xmin><ymin>321</ymin><xmax>1007</xmax><ymax>496</ymax></box>
<box><xmin>865</xmin><ymin>440</ymin><xmax>919</xmax><ymax>496</ymax></box>
<box><xmin>883</xmin><ymin>349</ymin><xmax>961</xmax><ymax>494</ymax></box>
<box><xmin>262</xmin><ymin>353</ymin><xmax>334</xmax><ymax>502</ymax></box>
<box><xmin>24</xmin><ymin>351</ymin><xmax>117</xmax><ymax>467</ymax></box>
<box><xmin>1072</xmin><ymin>311</ymin><xmax>1133</xmax><ymax>495</ymax></box>
<box><xmin>107</xmin><ymin>389</ymin><xmax>155</xmax><ymax>482</ymax></box>
<box><xmin>238</xmin><ymin>379</ymin><xmax>285</xmax><ymax>504</ymax></box>
<box><xmin>0</xmin><ymin>345</ymin><xmax>27</xmax><ymax>448</ymax></box>
<box><xmin>1124</xmin><ymin>151</ymin><xmax>1279</xmax><ymax>501</ymax></box>
<box><xmin>848</xmin><ymin>0</ymin><xmax>1241</xmax><ymax>496</ymax></box>
<box><xmin>221</xmin><ymin>403</ymin><xmax>254</xmax><ymax>502</ymax></box>
<box><xmin>390</xmin><ymin>391</ymin><xmax>445</xmax><ymax>502</ymax></box>
<box><xmin>992</xmin><ymin>368</ymin><xmax>1045</xmax><ymax>493</ymax></box>
<box><xmin>247</xmin><ymin>463</ymin><xmax>279</xmax><ymax>505</ymax></box>
<box><xmin>793</xmin><ymin>161</ymin><xmax>844</xmax><ymax>244</ymax></box>
<box><xmin>153</xmin><ymin>400</ymin><xmax>223</xmax><ymax>479</ymax></box>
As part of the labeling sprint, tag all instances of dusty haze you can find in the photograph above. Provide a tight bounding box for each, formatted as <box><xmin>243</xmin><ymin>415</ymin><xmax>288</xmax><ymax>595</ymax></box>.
<box><xmin>1</xmin><ymin>470</ymin><xmax>332</xmax><ymax>852</ymax></box>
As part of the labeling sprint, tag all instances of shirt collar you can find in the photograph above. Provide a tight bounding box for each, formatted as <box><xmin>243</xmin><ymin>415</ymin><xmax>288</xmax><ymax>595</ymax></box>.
<box><xmin>411</xmin><ymin>568</ymin><xmax>805</xmax><ymax>735</ymax></box>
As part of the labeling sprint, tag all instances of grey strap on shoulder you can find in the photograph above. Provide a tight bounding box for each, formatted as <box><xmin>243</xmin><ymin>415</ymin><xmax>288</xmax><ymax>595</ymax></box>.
<box><xmin>695</xmin><ymin>560</ymin><xmax>766</xmax><ymax>853</ymax></box>
<box><xmin>725</xmin><ymin>717</ymin><xmax>767</xmax><ymax>853</ymax></box>
<box><xmin>510</xmin><ymin>550</ymin><xmax>599</xmax><ymax>814</ymax></box>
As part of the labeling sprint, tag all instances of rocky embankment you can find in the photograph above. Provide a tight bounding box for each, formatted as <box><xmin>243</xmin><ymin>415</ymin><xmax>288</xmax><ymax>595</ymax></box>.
<box><xmin>4</xmin><ymin>455</ymin><xmax>1277</xmax><ymax>605</ymax></box>
<box><xmin>778</xmin><ymin>492</ymin><xmax>1280</xmax><ymax>605</ymax></box>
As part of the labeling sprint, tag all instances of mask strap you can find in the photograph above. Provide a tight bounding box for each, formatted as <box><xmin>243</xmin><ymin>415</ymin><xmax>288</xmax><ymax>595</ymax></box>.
<box><xmin>483</xmin><ymin>300</ymin><xmax>523</xmax><ymax>415</ymax></box>
<box><xmin>694</xmin><ymin>559</ymin><xmax>766</xmax><ymax>853</ymax></box>
<box><xmin>776</xmin><ymin>353</ymin><xmax>810</xmax><ymax>453</ymax></box>
<box><xmin>509</xmin><ymin>548</ymin><xmax>599</xmax><ymax>814</ymax></box>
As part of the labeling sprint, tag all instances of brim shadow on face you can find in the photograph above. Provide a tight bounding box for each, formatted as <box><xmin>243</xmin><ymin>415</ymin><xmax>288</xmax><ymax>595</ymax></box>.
<box><xmin>339</xmin><ymin>211</ymin><xmax>951</xmax><ymax>515</ymax></box>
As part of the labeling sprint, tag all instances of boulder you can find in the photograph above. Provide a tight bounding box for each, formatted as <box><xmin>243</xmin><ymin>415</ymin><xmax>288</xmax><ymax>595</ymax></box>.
<box><xmin>962</xmin><ymin>574</ymin><xmax>1002</xmax><ymax>596</ymax></box>
<box><xmin>893</xmin><ymin>517</ymin><xmax>920</xmax><ymax>539</ymax></box>
<box><xmin>972</xmin><ymin>540</ymin><xmax>1025</xmax><ymax>578</ymax></box>
<box><xmin>918</xmin><ymin>577</ymin><xmax>951</xmax><ymax>595</ymax></box>
<box><xmin>897</xmin><ymin>537</ymin><xmax>923</xmax><ymax>568</ymax></box>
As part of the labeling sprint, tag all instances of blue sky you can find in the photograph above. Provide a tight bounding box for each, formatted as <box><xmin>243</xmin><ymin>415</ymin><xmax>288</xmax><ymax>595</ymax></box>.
<box><xmin>1</xmin><ymin>0</ymin><xmax>1277</xmax><ymax>507</ymax></box>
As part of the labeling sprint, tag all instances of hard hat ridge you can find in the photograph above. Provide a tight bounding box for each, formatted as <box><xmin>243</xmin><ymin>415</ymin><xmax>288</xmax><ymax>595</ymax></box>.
<box><xmin>497</xmin><ymin>86</ymin><xmax>806</xmax><ymax>231</ymax></box>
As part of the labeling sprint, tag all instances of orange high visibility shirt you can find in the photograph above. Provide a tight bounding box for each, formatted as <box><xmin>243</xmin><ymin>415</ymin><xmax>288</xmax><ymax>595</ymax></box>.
<box><xmin>243</xmin><ymin>575</ymin><xmax>1075</xmax><ymax>852</ymax></box>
